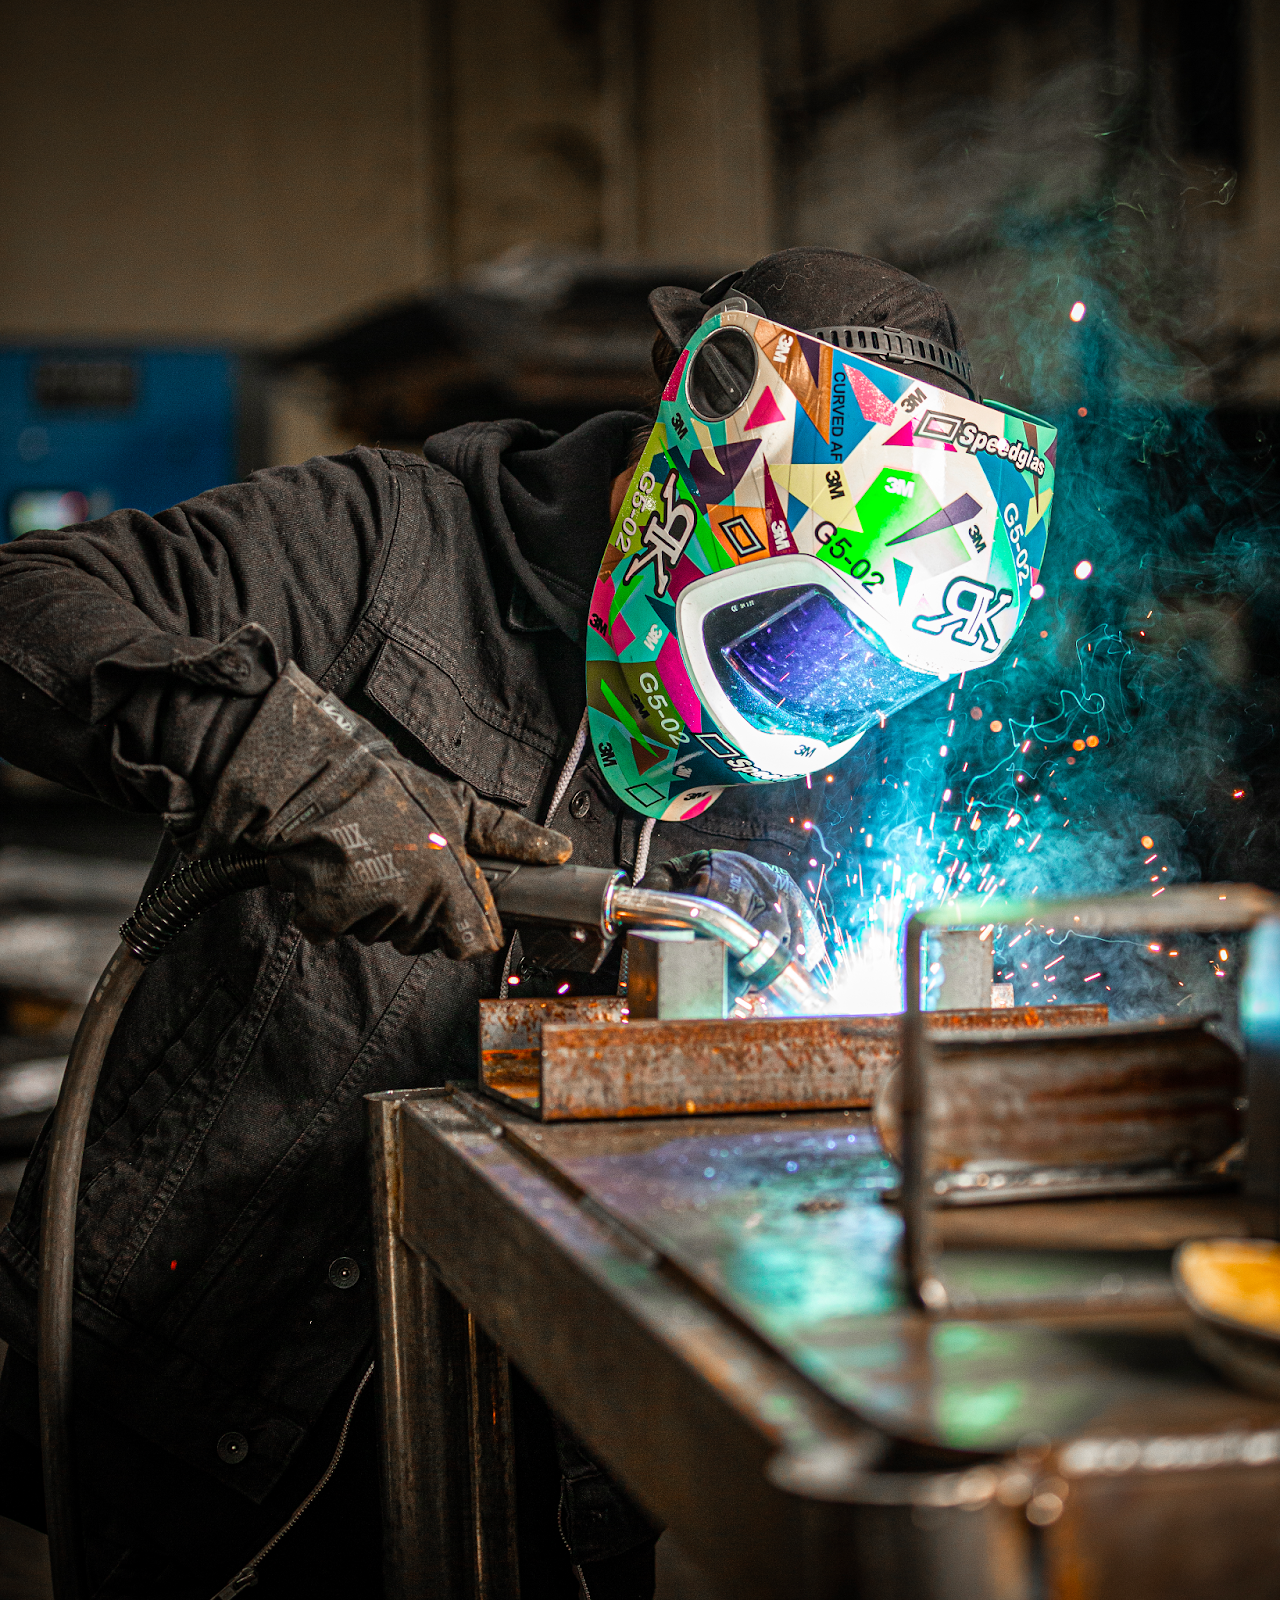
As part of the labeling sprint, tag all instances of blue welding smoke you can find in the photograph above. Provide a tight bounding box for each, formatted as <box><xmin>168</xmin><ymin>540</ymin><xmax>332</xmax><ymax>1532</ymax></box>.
<box><xmin>810</xmin><ymin>67</ymin><xmax>1275</xmax><ymax>1020</ymax></box>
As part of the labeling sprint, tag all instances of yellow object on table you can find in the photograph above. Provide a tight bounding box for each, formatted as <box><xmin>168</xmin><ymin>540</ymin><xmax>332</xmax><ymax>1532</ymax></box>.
<box><xmin>1178</xmin><ymin>1239</ymin><xmax>1280</xmax><ymax>1336</ymax></box>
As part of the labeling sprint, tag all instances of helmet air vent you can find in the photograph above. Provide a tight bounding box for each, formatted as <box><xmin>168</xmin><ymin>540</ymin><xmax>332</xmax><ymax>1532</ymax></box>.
<box><xmin>686</xmin><ymin>327</ymin><xmax>758</xmax><ymax>422</ymax></box>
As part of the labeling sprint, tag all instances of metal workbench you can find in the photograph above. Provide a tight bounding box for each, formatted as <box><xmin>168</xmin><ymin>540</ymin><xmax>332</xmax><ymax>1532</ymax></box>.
<box><xmin>368</xmin><ymin>1084</ymin><xmax>1280</xmax><ymax>1600</ymax></box>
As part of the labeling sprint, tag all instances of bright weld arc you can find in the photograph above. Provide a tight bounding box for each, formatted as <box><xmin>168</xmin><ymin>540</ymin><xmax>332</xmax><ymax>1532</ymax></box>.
<box><xmin>819</xmin><ymin>615</ymin><xmax>1184</xmax><ymax>1013</ymax></box>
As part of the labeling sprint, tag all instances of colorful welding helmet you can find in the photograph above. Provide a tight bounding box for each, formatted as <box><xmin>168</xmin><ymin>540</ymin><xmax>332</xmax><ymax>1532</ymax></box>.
<box><xmin>586</xmin><ymin>306</ymin><xmax>1058</xmax><ymax>821</ymax></box>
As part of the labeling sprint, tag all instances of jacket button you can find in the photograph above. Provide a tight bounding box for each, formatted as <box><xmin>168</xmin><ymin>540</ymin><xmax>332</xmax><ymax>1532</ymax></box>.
<box><xmin>329</xmin><ymin>1257</ymin><xmax>360</xmax><ymax>1289</ymax></box>
<box><xmin>569</xmin><ymin>790</ymin><xmax>591</xmax><ymax>820</ymax></box>
<box><xmin>217</xmin><ymin>1431</ymin><xmax>249</xmax><ymax>1465</ymax></box>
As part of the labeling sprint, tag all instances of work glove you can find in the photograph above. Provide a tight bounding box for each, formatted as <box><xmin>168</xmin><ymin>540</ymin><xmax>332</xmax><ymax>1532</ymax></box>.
<box><xmin>187</xmin><ymin>662</ymin><xmax>571</xmax><ymax>957</ymax></box>
<box><xmin>638</xmin><ymin>850</ymin><xmax>826</xmax><ymax>992</ymax></box>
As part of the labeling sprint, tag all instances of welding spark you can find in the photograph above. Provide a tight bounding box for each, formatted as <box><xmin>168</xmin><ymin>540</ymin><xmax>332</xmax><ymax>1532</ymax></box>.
<box><xmin>1070</xmin><ymin>302</ymin><xmax>1087</xmax><ymax>322</ymax></box>
<box><xmin>1074</xmin><ymin>559</ymin><xmax>1093</xmax><ymax>580</ymax></box>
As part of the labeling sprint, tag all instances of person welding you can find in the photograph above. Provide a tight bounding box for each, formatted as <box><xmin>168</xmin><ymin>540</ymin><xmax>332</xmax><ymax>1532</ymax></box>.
<box><xmin>0</xmin><ymin>248</ymin><xmax>1053</xmax><ymax>1598</ymax></box>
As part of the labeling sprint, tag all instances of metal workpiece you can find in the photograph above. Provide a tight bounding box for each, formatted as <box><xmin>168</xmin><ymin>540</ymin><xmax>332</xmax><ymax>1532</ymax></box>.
<box><xmin>477</xmin><ymin>997</ymin><xmax>1107</xmax><ymax>1122</ymax></box>
<box><xmin>934</xmin><ymin>928</ymin><xmax>994</xmax><ymax>1010</ymax></box>
<box><xmin>900</xmin><ymin>883</ymin><xmax>1279</xmax><ymax>1312</ymax></box>
<box><xmin>624</xmin><ymin>929</ymin><xmax>728</xmax><ymax>1021</ymax></box>
<box><xmin>876</xmin><ymin>1016</ymin><xmax>1241</xmax><ymax>1205</ymax></box>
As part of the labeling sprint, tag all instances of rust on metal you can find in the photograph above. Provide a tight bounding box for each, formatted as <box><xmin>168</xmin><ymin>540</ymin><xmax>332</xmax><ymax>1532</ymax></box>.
<box><xmin>479</xmin><ymin>996</ymin><xmax>627</xmax><ymax>1110</ymax></box>
<box><xmin>900</xmin><ymin>882</ymin><xmax>1278</xmax><ymax>1308</ymax></box>
<box><xmin>880</xmin><ymin>1016</ymin><xmax>1242</xmax><ymax>1203</ymax></box>
<box><xmin>479</xmin><ymin>995</ymin><xmax>627</xmax><ymax>1053</ymax></box>
<box><xmin>491</xmin><ymin>1004</ymin><xmax>1108</xmax><ymax>1122</ymax></box>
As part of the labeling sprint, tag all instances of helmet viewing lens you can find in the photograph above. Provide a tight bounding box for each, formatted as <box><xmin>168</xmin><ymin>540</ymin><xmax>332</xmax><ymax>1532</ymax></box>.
<box><xmin>706</xmin><ymin>585</ymin><xmax>937</xmax><ymax>743</ymax></box>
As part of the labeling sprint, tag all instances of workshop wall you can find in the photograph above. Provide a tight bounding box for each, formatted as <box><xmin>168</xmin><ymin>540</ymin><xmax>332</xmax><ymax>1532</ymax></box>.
<box><xmin>775</xmin><ymin>0</ymin><xmax>1280</xmax><ymax>413</ymax></box>
<box><xmin>0</xmin><ymin>0</ymin><xmax>432</xmax><ymax>344</ymax></box>
<box><xmin>2</xmin><ymin>2</ymin><xmax>1272</xmax><ymax>440</ymax></box>
<box><xmin>0</xmin><ymin>0</ymin><xmax>771</xmax><ymax>341</ymax></box>
<box><xmin>0</xmin><ymin>0</ymin><xmax>773</xmax><ymax>467</ymax></box>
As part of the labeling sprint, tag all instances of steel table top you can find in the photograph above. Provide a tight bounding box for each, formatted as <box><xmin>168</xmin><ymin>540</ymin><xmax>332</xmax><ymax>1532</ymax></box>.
<box><xmin>369</xmin><ymin>1085</ymin><xmax>1280</xmax><ymax>1600</ymax></box>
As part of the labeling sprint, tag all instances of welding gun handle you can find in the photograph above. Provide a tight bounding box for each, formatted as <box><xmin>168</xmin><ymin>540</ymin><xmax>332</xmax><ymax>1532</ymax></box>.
<box><xmin>474</xmin><ymin>858</ymin><xmax>623</xmax><ymax>934</ymax></box>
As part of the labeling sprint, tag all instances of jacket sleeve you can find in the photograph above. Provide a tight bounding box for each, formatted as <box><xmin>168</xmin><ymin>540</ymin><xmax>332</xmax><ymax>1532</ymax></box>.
<box><xmin>0</xmin><ymin>448</ymin><xmax>395</xmax><ymax>829</ymax></box>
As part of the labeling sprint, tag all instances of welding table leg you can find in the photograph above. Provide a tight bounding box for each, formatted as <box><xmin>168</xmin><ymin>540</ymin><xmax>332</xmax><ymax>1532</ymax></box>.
<box><xmin>369</xmin><ymin>1089</ymin><xmax>521</xmax><ymax>1600</ymax></box>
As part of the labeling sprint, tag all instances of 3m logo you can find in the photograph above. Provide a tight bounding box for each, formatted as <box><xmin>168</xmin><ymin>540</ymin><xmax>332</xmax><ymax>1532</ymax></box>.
<box><xmin>913</xmin><ymin>577</ymin><xmax>1013</xmax><ymax>654</ymax></box>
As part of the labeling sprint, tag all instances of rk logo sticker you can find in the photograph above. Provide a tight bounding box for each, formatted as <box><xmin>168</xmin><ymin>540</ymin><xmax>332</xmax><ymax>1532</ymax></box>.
<box><xmin>622</xmin><ymin>472</ymin><xmax>698</xmax><ymax>598</ymax></box>
<box><xmin>913</xmin><ymin>576</ymin><xmax>1013</xmax><ymax>653</ymax></box>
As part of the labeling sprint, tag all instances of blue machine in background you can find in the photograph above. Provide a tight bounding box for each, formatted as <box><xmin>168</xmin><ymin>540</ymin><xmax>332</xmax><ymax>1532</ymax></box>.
<box><xmin>0</xmin><ymin>348</ymin><xmax>247</xmax><ymax>543</ymax></box>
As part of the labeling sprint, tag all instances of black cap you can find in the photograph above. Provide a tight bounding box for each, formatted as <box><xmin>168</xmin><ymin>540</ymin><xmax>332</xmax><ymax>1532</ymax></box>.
<box><xmin>649</xmin><ymin>247</ymin><xmax>972</xmax><ymax>399</ymax></box>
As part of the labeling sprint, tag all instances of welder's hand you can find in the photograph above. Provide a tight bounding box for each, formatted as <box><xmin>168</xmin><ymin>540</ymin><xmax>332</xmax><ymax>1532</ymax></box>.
<box><xmin>189</xmin><ymin>663</ymin><xmax>571</xmax><ymax>957</ymax></box>
<box><xmin>639</xmin><ymin>850</ymin><xmax>825</xmax><ymax>990</ymax></box>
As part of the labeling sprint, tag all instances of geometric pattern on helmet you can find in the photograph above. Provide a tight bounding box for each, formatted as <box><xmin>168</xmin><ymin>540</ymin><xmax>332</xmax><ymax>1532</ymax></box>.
<box><xmin>587</xmin><ymin>310</ymin><xmax>1058</xmax><ymax>819</ymax></box>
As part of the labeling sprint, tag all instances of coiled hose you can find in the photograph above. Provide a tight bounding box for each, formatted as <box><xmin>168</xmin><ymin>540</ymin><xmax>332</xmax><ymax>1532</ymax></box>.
<box><xmin>39</xmin><ymin>853</ymin><xmax>270</xmax><ymax>1600</ymax></box>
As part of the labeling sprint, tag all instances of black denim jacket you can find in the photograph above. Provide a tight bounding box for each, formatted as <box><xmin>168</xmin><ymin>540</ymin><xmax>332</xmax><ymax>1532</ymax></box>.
<box><xmin>0</xmin><ymin>421</ymin><xmax>863</xmax><ymax>1530</ymax></box>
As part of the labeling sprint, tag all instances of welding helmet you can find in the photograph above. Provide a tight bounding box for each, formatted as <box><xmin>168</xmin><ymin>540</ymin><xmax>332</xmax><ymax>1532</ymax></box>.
<box><xmin>586</xmin><ymin>304</ymin><xmax>1058</xmax><ymax>821</ymax></box>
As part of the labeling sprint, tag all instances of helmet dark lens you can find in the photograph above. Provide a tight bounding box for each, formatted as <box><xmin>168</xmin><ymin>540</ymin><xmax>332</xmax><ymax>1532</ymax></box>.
<box><xmin>704</xmin><ymin>585</ymin><xmax>937</xmax><ymax>742</ymax></box>
<box><xmin>686</xmin><ymin>328</ymin><xmax>758</xmax><ymax>421</ymax></box>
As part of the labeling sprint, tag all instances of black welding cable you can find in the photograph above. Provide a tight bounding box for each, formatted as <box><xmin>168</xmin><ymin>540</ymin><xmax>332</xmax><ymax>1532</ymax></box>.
<box><xmin>39</xmin><ymin>852</ymin><xmax>271</xmax><ymax>1600</ymax></box>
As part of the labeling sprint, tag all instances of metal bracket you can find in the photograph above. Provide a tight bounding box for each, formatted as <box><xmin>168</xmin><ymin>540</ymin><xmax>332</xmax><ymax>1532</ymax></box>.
<box><xmin>901</xmin><ymin>882</ymin><xmax>1279</xmax><ymax>1312</ymax></box>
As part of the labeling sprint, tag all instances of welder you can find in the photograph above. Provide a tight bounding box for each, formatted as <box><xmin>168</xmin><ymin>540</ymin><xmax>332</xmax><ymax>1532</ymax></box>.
<box><xmin>0</xmin><ymin>249</ymin><xmax>1031</xmax><ymax>1598</ymax></box>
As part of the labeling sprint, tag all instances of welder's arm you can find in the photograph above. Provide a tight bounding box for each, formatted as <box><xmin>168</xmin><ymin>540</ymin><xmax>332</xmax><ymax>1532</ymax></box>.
<box><xmin>639</xmin><ymin>851</ymin><xmax>826</xmax><ymax>990</ymax></box>
<box><xmin>0</xmin><ymin>453</ymin><xmax>387</xmax><ymax>826</ymax></box>
<box><xmin>189</xmin><ymin>662</ymin><xmax>571</xmax><ymax>957</ymax></box>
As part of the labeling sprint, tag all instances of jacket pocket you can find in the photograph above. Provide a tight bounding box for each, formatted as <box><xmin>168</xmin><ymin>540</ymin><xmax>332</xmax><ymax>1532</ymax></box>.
<box><xmin>71</xmin><ymin>980</ymin><xmax>244</xmax><ymax>1300</ymax></box>
<box><xmin>364</xmin><ymin>636</ymin><xmax>551</xmax><ymax>806</ymax></box>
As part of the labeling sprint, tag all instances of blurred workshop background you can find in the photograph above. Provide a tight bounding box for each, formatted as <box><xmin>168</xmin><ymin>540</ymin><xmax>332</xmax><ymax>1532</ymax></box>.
<box><xmin>0</xmin><ymin>1</ymin><xmax>1275</xmax><ymax>1593</ymax></box>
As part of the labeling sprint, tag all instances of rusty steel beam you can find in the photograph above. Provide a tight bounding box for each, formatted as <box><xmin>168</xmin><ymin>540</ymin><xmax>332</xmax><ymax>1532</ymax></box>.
<box><xmin>478</xmin><ymin>1000</ymin><xmax>1105</xmax><ymax>1121</ymax></box>
<box><xmin>877</xmin><ymin>1016</ymin><xmax>1241</xmax><ymax>1205</ymax></box>
<box><xmin>901</xmin><ymin>882</ymin><xmax>1279</xmax><ymax>1312</ymax></box>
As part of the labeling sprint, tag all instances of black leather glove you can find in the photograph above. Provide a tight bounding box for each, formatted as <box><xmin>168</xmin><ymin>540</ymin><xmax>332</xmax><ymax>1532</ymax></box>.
<box><xmin>639</xmin><ymin>850</ymin><xmax>825</xmax><ymax>991</ymax></box>
<box><xmin>188</xmin><ymin>662</ymin><xmax>571</xmax><ymax>957</ymax></box>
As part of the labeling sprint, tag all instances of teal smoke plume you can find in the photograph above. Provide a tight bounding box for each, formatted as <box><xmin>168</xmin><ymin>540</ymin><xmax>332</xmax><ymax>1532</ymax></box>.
<box><xmin>812</xmin><ymin>66</ymin><xmax>1274</xmax><ymax>1020</ymax></box>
